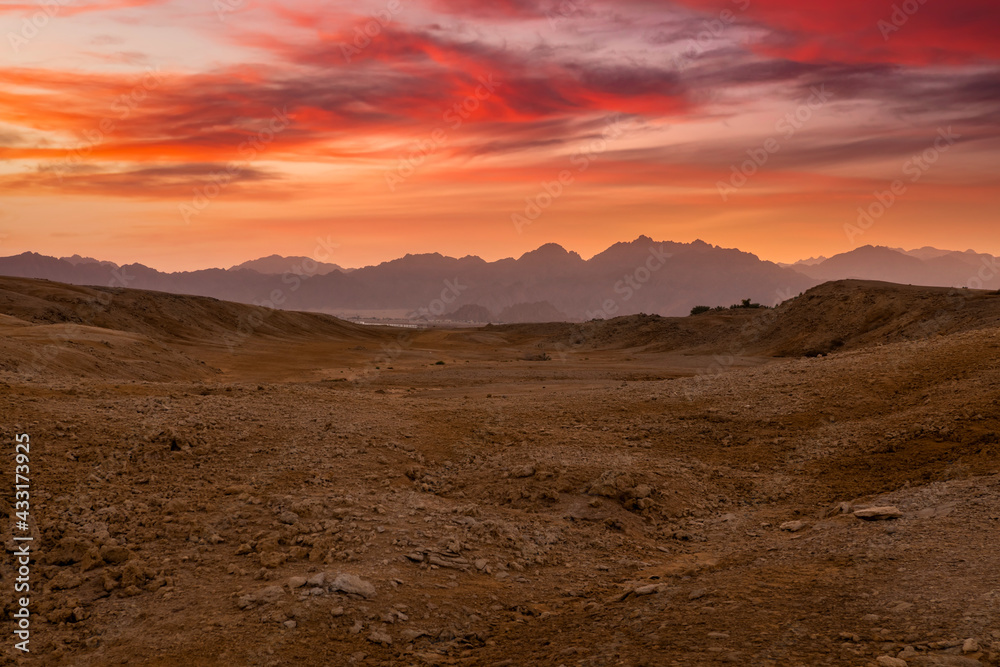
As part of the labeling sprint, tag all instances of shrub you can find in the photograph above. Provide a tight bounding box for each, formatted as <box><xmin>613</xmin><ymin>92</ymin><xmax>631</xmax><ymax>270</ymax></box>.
<box><xmin>690</xmin><ymin>306</ymin><xmax>711</xmax><ymax>316</ymax></box>
<box><xmin>730</xmin><ymin>298</ymin><xmax>765</xmax><ymax>309</ymax></box>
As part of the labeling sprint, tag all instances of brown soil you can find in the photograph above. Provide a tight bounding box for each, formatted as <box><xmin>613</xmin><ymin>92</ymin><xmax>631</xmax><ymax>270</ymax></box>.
<box><xmin>1</xmin><ymin>276</ymin><xmax>998</xmax><ymax>666</ymax></box>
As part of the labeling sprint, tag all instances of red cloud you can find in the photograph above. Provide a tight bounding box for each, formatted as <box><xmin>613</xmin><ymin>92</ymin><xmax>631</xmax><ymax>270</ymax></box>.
<box><xmin>244</xmin><ymin>24</ymin><xmax>691</xmax><ymax>121</ymax></box>
<box><xmin>3</xmin><ymin>1</ymin><xmax>994</xmax><ymax>202</ymax></box>
<box><xmin>0</xmin><ymin>31</ymin><xmax>688</xmax><ymax>179</ymax></box>
<box><xmin>672</xmin><ymin>0</ymin><xmax>1000</xmax><ymax>65</ymax></box>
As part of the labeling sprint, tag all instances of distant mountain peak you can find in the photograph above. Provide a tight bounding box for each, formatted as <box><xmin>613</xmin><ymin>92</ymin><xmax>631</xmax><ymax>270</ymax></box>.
<box><xmin>59</xmin><ymin>253</ymin><xmax>119</xmax><ymax>268</ymax></box>
<box><xmin>791</xmin><ymin>244</ymin><xmax>998</xmax><ymax>289</ymax></box>
<box><xmin>521</xmin><ymin>242</ymin><xmax>569</xmax><ymax>255</ymax></box>
<box><xmin>517</xmin><ymin>243</ymin><xmax>583</xmax><ymax>264</ymax></box>
<box><xmin>231</xmin><ymin>255</ymin><xmax>349</xmax><ymax>275</ymax></box>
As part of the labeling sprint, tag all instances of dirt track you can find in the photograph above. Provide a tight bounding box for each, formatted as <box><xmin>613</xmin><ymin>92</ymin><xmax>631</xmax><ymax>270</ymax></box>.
<box><xmin>1</xmin><ymin>277</ymin><xmax>999</xmax><ymax>666</ymax></box>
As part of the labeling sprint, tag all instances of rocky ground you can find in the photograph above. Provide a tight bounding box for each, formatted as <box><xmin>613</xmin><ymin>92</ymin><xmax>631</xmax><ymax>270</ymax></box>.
<box><xmin>1</xmin><ymin>278</ymin><xmax>999</xmax><ymax>666</ymax></box>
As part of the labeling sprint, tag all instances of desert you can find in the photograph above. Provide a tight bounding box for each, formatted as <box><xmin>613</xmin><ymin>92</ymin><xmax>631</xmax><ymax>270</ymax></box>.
<box><xmin>1</xmin><ymin>275</ymin><xmax>999</xmax><ymax>666</ymax></box>
<box><xmin>4</xmin><ymin>1</ymin><xmax>999</xmax><ymax>662</ymax></box>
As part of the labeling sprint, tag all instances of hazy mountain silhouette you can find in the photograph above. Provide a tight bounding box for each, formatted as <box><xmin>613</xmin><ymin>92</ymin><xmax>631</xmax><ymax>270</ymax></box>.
<box><xmin>2</xmin><ymin>239</ymin><xmax>995</xmax><ymax>321</ymax></box>
<box><xmin>778</xmin><ymin>256</ymin><xmax>827</xmax><ymax>268</ymax></box>
<box><xmin>230</xmin><ymin>255</ymin><xmax>351</xmax><ymax>275</ymax></box>
<box><xmin>60</xmin><ymin>254</ymin><xmax>119</xmax><ymax>269</ymax></box>
<box><xmin>795</xmin><ymin>245</ymin><xmax>999</xmax><ymax>289</ymax></box>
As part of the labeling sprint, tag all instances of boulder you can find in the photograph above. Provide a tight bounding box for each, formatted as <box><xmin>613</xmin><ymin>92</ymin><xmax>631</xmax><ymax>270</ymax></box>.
<box><xmin>854</xmin><ymin>506</ymin><xmax>903</xmax><ymax>521</ymax></box>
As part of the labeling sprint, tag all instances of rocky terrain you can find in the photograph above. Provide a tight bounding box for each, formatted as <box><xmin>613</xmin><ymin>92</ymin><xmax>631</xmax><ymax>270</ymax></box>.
<box><xmin>1</xmin><ymin>276</ymin><xmax>999</xmax><ymax>666</ymax></box>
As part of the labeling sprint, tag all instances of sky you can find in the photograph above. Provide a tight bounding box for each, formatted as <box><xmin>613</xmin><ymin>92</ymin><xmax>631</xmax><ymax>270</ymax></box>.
<box><xmin>0</xmin><ymin>0</ymin><xmax>998</xmax><ymax>271</ymax></box>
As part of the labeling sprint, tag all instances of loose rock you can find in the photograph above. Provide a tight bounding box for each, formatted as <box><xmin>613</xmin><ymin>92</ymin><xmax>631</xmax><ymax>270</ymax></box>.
<box><xmin>331</xmin><ymin>573</ymin><xmax>376</xmax><ymax>599</ymax></box>
<box><xmin>368</xmin><ymin>629</ymin><xmax>392</xmax><ymax>646</ymax></box>
<box><xmin>854</xmin><ymin>506</ymin><xmax>903</xmax><ymax>521</ymax></box>
<box><xmin>877</xmin><ymin>657</ymin><xmax>908</xmax><ymax>667</ymax></box>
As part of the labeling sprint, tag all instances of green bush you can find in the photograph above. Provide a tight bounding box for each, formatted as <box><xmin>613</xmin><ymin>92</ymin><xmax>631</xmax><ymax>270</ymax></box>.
<box><xmin>690</xmin><ymin>306</ymin><xmax>711</xmax><ymax>316</ymax></box>
<box><xmin>730</xmin><ymin>298</ymin><xmax>765</xmax><ymax>309</ymax></box>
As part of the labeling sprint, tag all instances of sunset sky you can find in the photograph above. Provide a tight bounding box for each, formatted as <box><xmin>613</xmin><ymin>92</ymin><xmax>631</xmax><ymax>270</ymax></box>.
<box><xmin>1</xmin><ymin>0</ymin><xmax>998</xmax><ymax>271</ymax></box>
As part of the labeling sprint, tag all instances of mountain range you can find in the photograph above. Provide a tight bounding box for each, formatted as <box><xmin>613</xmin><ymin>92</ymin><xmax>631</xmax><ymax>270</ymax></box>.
<box><xmin>783</xmin><ymin>246</ymin><xmax>1000</xmax><ymax>288</ymax></box>
<box><xmin>1</xmin><ymin>240</ymin><xmax>996</xmax><ymax>322</ymax></box>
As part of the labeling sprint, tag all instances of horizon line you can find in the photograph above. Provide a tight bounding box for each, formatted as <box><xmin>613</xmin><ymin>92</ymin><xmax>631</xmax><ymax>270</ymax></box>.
<box><xmin>3</xmin><ymin>239</ymin><xmax>997</xmax><ymax>276</ymax></box>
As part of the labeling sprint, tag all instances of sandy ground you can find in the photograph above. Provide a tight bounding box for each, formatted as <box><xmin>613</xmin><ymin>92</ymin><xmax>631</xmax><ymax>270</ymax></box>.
<box><xmin>1</xmin><ymin>277</ymin><xmax>999</xmax><ymax>666</ymax></box>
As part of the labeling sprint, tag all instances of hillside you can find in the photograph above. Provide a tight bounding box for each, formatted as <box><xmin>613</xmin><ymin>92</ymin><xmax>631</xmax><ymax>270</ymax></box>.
<box><xmin>751</xmin><ymin>280</ymin><xmax>1000</xmax><ymax>356</ymax></box>
<box><xmin>507</xmin><ymin>280</ymin><xmax>1000</xmax><ymax>359</ymax></box>
<box><xmin>4</xmin><ymin>277</ymin><xmax>1000</xmax><ymax>384</ymax></box>
<box><xmin>1</xmin><ymin>275</ymin><xmax>999</xmax><ymax>665</ymax></box>
<box><xmin>0</xmin><ymin>277</ymin><xmax>385</xmax><ymax>382</ymax></box>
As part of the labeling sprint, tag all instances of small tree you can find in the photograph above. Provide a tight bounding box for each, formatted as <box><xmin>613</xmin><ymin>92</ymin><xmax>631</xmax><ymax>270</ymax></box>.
<box><xmin>730</xmin><ymin>298</ymin><xmax>765</xmax><ymax>309</ymax></box>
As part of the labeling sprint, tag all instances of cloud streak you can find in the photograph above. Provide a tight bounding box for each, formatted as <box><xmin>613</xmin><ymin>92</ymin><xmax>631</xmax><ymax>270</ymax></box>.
<box><xmin>2</xmin><ymin>0</ymin><xmax>998</xmax><ymax>268</ymax></box>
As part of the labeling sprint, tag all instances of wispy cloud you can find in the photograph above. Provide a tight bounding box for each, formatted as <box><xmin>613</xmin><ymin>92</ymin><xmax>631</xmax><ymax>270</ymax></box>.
<box><xmin>3</xmin><ymin>0</ymin><xmax>999</xmax><ymax>267</ymax></box>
